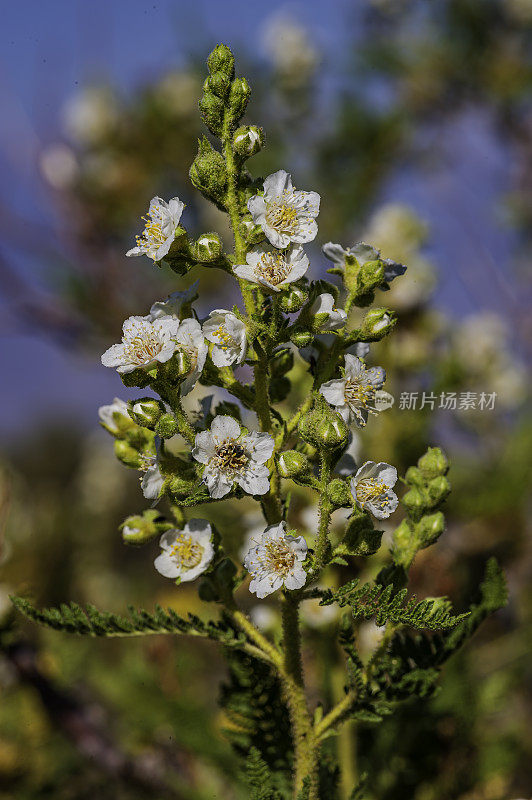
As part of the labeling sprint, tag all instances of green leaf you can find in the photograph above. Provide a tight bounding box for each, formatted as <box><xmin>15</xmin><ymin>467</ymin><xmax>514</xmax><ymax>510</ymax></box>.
<box><xmin>320</xmin><ymin>580</ymin><xmax>468</xmax><ymax>630</ymax></box>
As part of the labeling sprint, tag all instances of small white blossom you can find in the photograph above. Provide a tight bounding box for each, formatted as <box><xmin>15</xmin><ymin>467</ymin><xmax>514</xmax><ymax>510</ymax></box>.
<box><xmin>127</xmin><ymin>196</ymin><xmax>184</xmax><ymax>261</ymax></box>
<box><xmin>98</xmin><ymin>397</ymin><xmax>130</xmax><ymax>435</ymax></box>
<box><xmin>202</xmin><ymin>309</ymin><xmax>247</xmax><ymax>367</ymax></box>
<box><xmin>173</xmin><ymin>318</ymin><xmax>208</xmax><ymax>395</ymax></box>
<box><xmin>148</xmin><ymin>281</ymin><xmax>199</xmax><ymax>320</ymax></box>
<box><xmin>141</xmin><ymin>460</ymin><xmax>165</xmax><ymax>500</ymax></box>
<box><xmin>244</xmin><ymin>521</ymin><xmax>308</xmax><ymax>598</ymax></box>
<box><xmin>319</xmin><ymin>355</ymin><xmax>394</xmax><ymax>427</ymax></box>
<box><xmin>323</xmin><ymin>241</ymin><xmax>406</xmax><ymax>285</ymax></box>
<box><xmin>248</xmin><ymin>170</ymin><xmax>320</xmax><ymax>249</ymax></box>
<box><xmin>233</xmin><ymin>244</ymin><xmax>309</xmax><ymax>292</ymax></box>
<box><xmin>310</xmin><ymin>293</ymin><xmax>347</xmax><ymax>331</ymax></box>
<box><xmin>350</xmin><ymin>461</ymin><xmax>398</xmax><ymax>520</ymax></box>
<box><xmin>101</xmin><ymin>315</ymin><xmax>180</xmax><ymax>374</ymax></box>
<box><xmin>154</xmin><ymin>519</ymin><xmax>214</xmax><ymax>582</ymax></box>
<box><xmin>192</xmin><ymin>415</ymin><xmax>274</xmax><ymax>499</ymax></box>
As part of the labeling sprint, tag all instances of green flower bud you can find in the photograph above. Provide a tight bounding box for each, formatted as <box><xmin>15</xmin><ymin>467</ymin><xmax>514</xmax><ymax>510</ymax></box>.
<box><xmin>404</xmin><ymin>466</ymin><xmax>425</xmax><ymax>487</ymax></box>
<box><xmin>189</xmin><ymin>137</ymin><xmax>227</xmax><ymax>203</ymax></box>
<box><xmin>291</xmin><ymin>330</ymin><xmax>314</xmax><ymax>348</ymax></box>
<box><xmin>228</xmin><ymin>77</ymin><xmax>251</xmax><ymax>123</ymax></box>
<box><xmin>120</xmin><ymin>509</ymin><xmax>171</xmax><ymax>546</ymax></box>
<box><xmin>279</xmin><ymin>285</ymin><xmax>308</xmax><ymax>313</ymax></box>
<box><xmin>205</xmin><ymin>71</ymin><xmax>231</xmax><ymax>99</ymax></box>
<box><xmin>120</xmin><ymin>368</ymin><xmax>152</xmax><ymax>389</ymax></box>
<box><xmin>114</xmin><ymin>439</ymin><xmax>144</xmax><ymax>469</ymax></box>
<box><xmin>357</xmin><ymin>260</ymin><xmax>385</xmax><ymax>292</ymax></box>
<box><xmin>167</xmin><ymin>474</ymin><xmax>196</xmax><ymax>499</ymax></box>
<box><xmin>401</xmin><ymin>486</ymin><xmax>426</xmax><ymax>515</ymax></box>
<box><xmin>207</xmin><ymin>44</ymin><xmax>235</xmax><ymax>79</ymax></box>
<box><xmin>233</xmin><ymin>125</ymin><xmax>264</xmax><ymax>158</ymax></box>
<box><xmin>166</xmin><ymin>350</ymin><xmax>192</xmax><ymax>382</ymax></box>
<box><xmin>128</xmin><ymin>397</ymin><xmax>166</xmax><ymax>429</ymax></box>
<box><xmin>155</xmin><ymin>413</ymin><xmax>180</xmax><ymax>439</ymax></box>
<box><xmin>315</xmin><ymin>416</ymin><xmax>349</xmax><ymax>450</ymax></box>
<box><xmin>241</xmin><ymin>216</ymin><xmax>265</xmax><ymax>244</ymax></box>
<box><xmin>270</xmin><ymin>348</ymin><xmax>294</xmax><ymax>376</ymax></box>
<box><xmin>361</xmin><ymin>308</ymin><xmax>395</xmax><ymax>338</ymax></box>
<box><xmin>418</xmin><ymin>447</ymin><xmax>449</xmax><ymax>479</ymax></box>
<box><xmin>198</xmin><ymin>93</ymin><xmax>224</xmax><ymax>136</ymax></box>
<box><xmin>343</xmin><ymin>515</ymin><xmax>383</xmax><ymax>556</ymax></box>
<box><xmin>418</xmin><ymin>511</ymin><xmax>446</xmax><ymax>546</ymax></box>
<box><xmin>191</xmin><ymin>232</ymin><xmax>223</xmax><ymax>263</ymax></box>
<box><xmin>277</xmin><ymin>450</ymin><xmax>310</xmax><ymax>478</ymax></box>
<box><xmin>326</xmin><ymin>479</ymin><xmax>351</xmax><ymax>508</ymax></box>
<box><xmin>392</xmin><ymin>519</ymin><xmax>414</xmax><ymax>554</ymax></box>
<box><xmin>269</xmin><ymin>376</ymin><xmax>291</xmax><ymax>403</ymax></box>
<box><xmin>427</xmin><ymin>475</ymin><xmax>451</xmax><ymax>504</ymax></box>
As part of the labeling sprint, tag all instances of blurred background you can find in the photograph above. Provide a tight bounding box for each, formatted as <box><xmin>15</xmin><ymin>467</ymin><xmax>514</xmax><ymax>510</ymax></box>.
<box><xmin>0</xmin><ymin>1</ymin><xmax>531</xmax><ymax>798</ymax></box>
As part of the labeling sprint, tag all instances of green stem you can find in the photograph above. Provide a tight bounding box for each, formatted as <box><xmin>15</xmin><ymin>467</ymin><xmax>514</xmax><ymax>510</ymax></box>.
<box><xmin>315</xmin><ymin>688</ymin><xmax>357</xmax><ymax>741</ymax></box>
<box><xmin>313</xmin><ymin>454</ymin><xmax>333</xmax><ymax>571</ymax></box>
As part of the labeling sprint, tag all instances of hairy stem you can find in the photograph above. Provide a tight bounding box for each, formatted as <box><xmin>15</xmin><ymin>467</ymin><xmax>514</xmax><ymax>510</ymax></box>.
<box><xmin>313</xmin><ymin>454</ymin><xmax>333</xmax><ymax>570</ymax></box>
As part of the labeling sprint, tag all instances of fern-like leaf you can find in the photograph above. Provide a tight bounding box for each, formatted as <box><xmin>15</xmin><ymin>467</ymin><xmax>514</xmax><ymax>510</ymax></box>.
<box><xmin>320</xmin><ymin>580</ymin><xmax>468</xmax><ymax>630</ymax></box>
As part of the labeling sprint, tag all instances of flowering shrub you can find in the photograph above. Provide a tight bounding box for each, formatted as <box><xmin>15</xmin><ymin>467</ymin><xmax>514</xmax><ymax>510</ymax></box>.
<box><xmin>13</xmin><ymin>45</ymin><xmax>507</xmax><ymax>800</ymax></box>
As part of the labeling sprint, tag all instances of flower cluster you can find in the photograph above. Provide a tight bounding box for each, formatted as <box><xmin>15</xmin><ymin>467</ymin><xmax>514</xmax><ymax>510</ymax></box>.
<box><xmin>98</xmin><ymin>45</ymin><xmax>403</xmax><ymax>603</ymax></box>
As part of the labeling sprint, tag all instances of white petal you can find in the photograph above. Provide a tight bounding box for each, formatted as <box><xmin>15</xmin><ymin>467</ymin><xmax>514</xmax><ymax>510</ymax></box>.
<box><xmin>352</xmin><ymin>461</ymin><xmax>377</xmax><ymax>484</ymax></box>
<box><xmin>192</xmin><ymin>431</ymin><xmax>215</xmax><ymax>464</ymax></box>
<box><xmin>154</xmin><ymin>552</ymin><xmax>180</xmax><ymax>579</ymax></box>
<box><xmin>320</xmin><ymin>379</ymin><xmax>346</xmax><ymax>407</ymax></box>
<box><xmin>247</xmin><ymin>194</ymin><xmax>267</xmax><ymax>220</ymax></box>
<box><xmin>291</xmin><ymin>218</ymin><xmax>318</xmax><ymax>244</ymax></box>
<box><xmin>126</xmin><ymin>246</ymin><xmax>143</xmax><ymax>257</ymax></box>
<box><xmin>142</xmin><ymin>465</ymin><xmax>164</xmax><ymax>500</ymax></box>
<box><xmin>263</xmin><ymin>169</ymin><xmax>292</xmax><ymax>197</ymax></box>
<box><xmin>284</xmin><ymin>566</ymin><xmax>307</xmax><ymax>591</ymax></box>
<box><xmin>374</xmin><ymin>463</ymin><xmax>398</xmax><ymax>488</ymax></box>
<box><xmin>244</xmin><ymin>432</ymin><xmax>275</xmax><ymax>464</ymax></box>
<box><xmin>238</xmin><ymin>466</ymin><xmax>270</xmax><ymax>496</ymax></box>
<box><xmin>322</xmin><ymin>242</ymin><xmax>347</xmax><ymax>264</ymax></box>
<box><xmin>210</xmin><ymin>415</ymin><xmax>241</xmax><ymax>443</ymax></box>
<box><xmin>343</xmin><ymin>354</ymin><xmax>364</xmax><ymax>380</ymax></box>
<box><xmin>101</xmin><ymin>343</ymin><xmax>125</xmax><ymax>368</ymax></box>
<box><xmin>167</xmin><ymin>197</ymin><xmax>185</xmax><ymax>223</ymax></box>
<box><xmin>365</xmin><ymin>366</ymin><xmax>386</xmax><ymax>387</ymax></box>
<box><xmin>350</xmin><ymin>242</ymin><xmax>380</xmax><ymax>265</ymax></box>
<box><xmin>204</xmin><ymin>469</ymin><xmax>233</xmax><ymax>499</ymax></box>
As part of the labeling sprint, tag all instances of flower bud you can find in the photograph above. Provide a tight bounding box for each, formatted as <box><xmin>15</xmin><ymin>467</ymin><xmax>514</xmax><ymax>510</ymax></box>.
<box><xmin>326</xmin><ymin>479</ymin><xmax>351</xmax><ymax>508</ymax></box>
<box><xmin>315</xmin><ymin>416</ymin><xmax>349</xmax><ymax>450</ymax></box>
<box><xmin>277</xmin><ymin>450</ymin><xmax>310</xmax><ymax>478</ymax></box>
<box><xmin>241</xmin><ymin>216</ymin><xmax>265</xmax><ymax>244</ymax></box>
<box><xmin>166</xmin><ymin>350</ymin><xmax>192</xmax><ymax>382</ymax></box>
<box><xmin>155</xmin><ymin>412</ymin><xmax>180</xmax><ymax>439</ymax></box>
<box><xmin>233</xmin><ymin>125</ymin><xmax>264</xmax><ymax>158</ymax></box>
<box><xmin>270</xmin><ymin>348</ymin><xmax>294</xmax><ymax>376</ymax></box>
<box><xmin>128</xmin><ymin>397</ymin><xmax>166</xmax><ymax>429</ymax></box>
<box><xmin>418</xmin><ymin>511</ymin><xmax>446</xmax><ymax>547</ymax></box>
<box><xmin>167</xmin><ymin>474</ymin><xmax>196</xmax><ymax>499</ymax></box>
<box><xmin>361</xmin><ymin>308</ymin><xmax>395</xmax><ymax>338</ymax></box>
<box><xmin>291</xmin><ymin>330</ymin><xmax>314</xmax><ymax>348</ymax></box>
<box><xmin>401</xmin><ymin>486</ymin><xmax>426</xmax><ymax>516</ymax></box>
<box><xmin>205</xmin><ymin>71</ymin><xmax>231</xmax><ymax>99</ymax></box>
<box><xmin>114</xmin><ymin>439</ymin><xmax>144</xmax><ymax>469</ymax></box>
<box><xmin>120</xmin><ymin>509</ymin><xmax>171</xmax><ymax>546</ymax></box>
<box><xmin>198</xmin><ymin>93</ymin><xmax>224</xmax><ymax>136</ymax></box>
<box><xmin>120</xmin><ymin>368</ymin><xmax>152</xmax><ymax>389</ymax></box>
<box><xmin>418</xmin><ymin>447</ymin><xmax>449</xmax><ymax>479</ymax></box>
<box><xmin>207</xmin><ymin>44</ymin><xmax>235</xmax><ymax>79</ymax></box>
<box><xmin>427</xmin><ymin>475</ymin><xmax>451</xmax><ymax>504</ymax></box>
<box><xmin>279</xmin><ymin>285</ymin><xmax>308</xmax><ymax>313</ymax></box>
<box><xmin>192</xmin><ymin>232</ymin><xmax>223</xmax><ymax>263</ymax></box>
<box><xmin>357</xmin><ymin>260</ymin><xmax>385</xmax><ymax>292</ymax></box>
<box><xmin>404</xmin><ymin>466</ymin><xmax>425</xmax><ymax>487</ymax></box>
<box><xmin>189</xmin><ymin>137</ymin><xmax>227</xmax><ymax>203</ymax></box>
<box><xmin>228</xmin><ymin>77</ymin><xmax>251</xmax><ymax>122</ymax></box>
<box><xmin>343</xmin><ymin>514</ymin><xmax>383</xmax><ymax>556</ymax></box>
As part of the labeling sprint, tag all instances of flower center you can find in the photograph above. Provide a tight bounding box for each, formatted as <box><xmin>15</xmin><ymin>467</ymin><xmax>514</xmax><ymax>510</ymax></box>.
<box><xmin>263</xmin><ymin>540</ymin><xmax>296</xmax><ymax>576</ymax></box>
<box><xmin>265</xmin><ymin>193</ymin><xmax>299</xmax><ymax>234</ymax></box>
<box><xmin>136</xmin><ymin>205</ymin><xmax>168</xmax><ymax>250</ymax></box>
<box><xmin>169</xmin><ymin>534</ymin><xmax>204</xmax><ymax>570</ymax></box>
<box><xmin>356</xmin><ymin>478</ymin><xmax>390</xmax><ymax>510</ymax></box>
<box><xmin>123</xmin><ymin>322</ymin><xmax>164</xmax><ymax>365</ymax></box>
<box><xmin>344</xmin><ymin>379</ymin><xmax>376</xmax><ymax>409</ymax></box>
<box><xmin>212</xmin><ymin>324</ymin><xmax>235</xmax><ymax>350</ymax></box>
<box><xmin>213</xmin><ymin>439</ymin><xmax>249</xmax><ymax>473</ymax></box>
<box><xmin>256</xmin><ymin>251</ymin><xmax>291</xmax><ymax>286</ymax></box>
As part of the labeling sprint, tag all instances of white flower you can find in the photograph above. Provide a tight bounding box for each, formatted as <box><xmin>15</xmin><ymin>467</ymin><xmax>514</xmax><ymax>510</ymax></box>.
<box><xmin>233</xmin><ymin>244</ymin><xmax>309</xmax><ymax>292</ymax></box>
<box><xmin>173</xmin><ymin>318</ymin><xmax>208</xmax><ymax>395</ymax></box>
<box><xmin>141</xmin><ymin>461</ymin><xmax>165</xmax><ymax>500</ymax></box>
<box><xmin>126</xmin><ymin>196</ymin><xmax>184</xmax><ymax>261</ymax></box>
<box><xmin>202</xmin><ymin>309</ymin><xmax>247</xmax><ymax>367</ymax></box>
<box><xmin>247</xmin><ymin>170</ymin><xmax>320</xmax><ymax>249</ymax></box>
<box><xmin>350</xmin><ymin>461</ymin><xmax>398</xmax><ymax>520</ymax></box>
<box><xmin>244</xmin><ymin>521</ymin><xmax>308</xmax><ymax>598</ymax></box>
<box><xmin>319</xmin><ymin>355</ymin><xmax>394</xmax><ymax>427</ymax></box>
<box><xmin>101</xmin><ymin>315</ymin><xmax>180</xmax><ymax>374</ymax></box>
<box><xmin>310</xmin><ymin>293</ymin><xmax>347</xmax><ymax>331</ymax></box>
<box><xmin>323</xmin><ymin>241</ymin><xmax>406</xmax><ymax>285</ymax></box>
<box><xmin>148</xmin><ymin>281</ymin><xmax>199</xmax><ymax>320</ymax></box>
<box><xmin>98</xmin><ymin>397</ymin><xmax>130</xmax><ymax>435</ymax></box>
<box><xmin>192</xmin><ymin>415</ymin><xmax>274</xmax><ymax>499</ymax></box>
<box><xmin>154</xmin><ymin>520</ymin><xmax>214</xmax><ymax>582</ymax></box>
